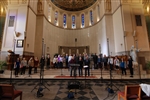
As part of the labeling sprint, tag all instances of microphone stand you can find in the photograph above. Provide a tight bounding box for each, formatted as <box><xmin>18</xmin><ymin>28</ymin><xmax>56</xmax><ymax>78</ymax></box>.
<box><xmin>9</xmin><ymin>39</ymin><xmax>16</xmax><ymax>89</ymax></box>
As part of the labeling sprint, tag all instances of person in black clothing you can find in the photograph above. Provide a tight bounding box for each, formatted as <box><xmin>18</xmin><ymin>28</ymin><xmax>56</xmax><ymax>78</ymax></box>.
<box><xmin>46</xmin><ymin>54</ymin><xmax>50</xmax><ymax>69</ymax></box>
<box><xmin>40</xmin><ymin>55</ymin><xmax>45</xmax><ymax>70</ymax></box>
<box><xmin>78</xmin><ymin>56</ymin><xmax>83</xmax><ymax>76</ymax></box>
<box><xmin>14</xmin><ymin>58</ymin><xmax>20</xmax><ymax>77</ymax></box>
<box><xmin>103</xmin><ymin>55</ymin><xmax>108</xmax><ymax>70</ymax></box>
<box><xmin>84</xmin><ymin>55</ymin><xmax>90</xmax><ymax>76</ymax></box>
<box><xmin>128</xmin><ymin>56</ymin><xmax>133</xmax><ymax>77</ymax></box>
<box><xmin>65</xmin><ymin>54</ymin><xmax>69</xmax><ymax>68</ymax></box>
<box><xmin>93</xmin><ymin>53</ymin><xmax>98</xmax><ymax>69</ymax></box>
<box><xmin>75</xmin><ymin>54</ymin><xmax>79</xmax><ymax>64</ymax></box>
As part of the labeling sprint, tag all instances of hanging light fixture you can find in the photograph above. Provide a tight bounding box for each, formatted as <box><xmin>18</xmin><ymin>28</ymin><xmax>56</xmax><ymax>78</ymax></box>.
<box><xmin>1</xmin><ymin>6</ymin><xmax>4</xmax><ymax>14</ymax></box>
<box><xmin>147</xmin><ymin>5</ymin><xmax>149</xmax><ymax>13</ymax></box>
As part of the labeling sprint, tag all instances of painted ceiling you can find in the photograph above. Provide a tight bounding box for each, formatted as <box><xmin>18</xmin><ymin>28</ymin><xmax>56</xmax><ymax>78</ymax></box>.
<box><xmin>51</xmin><ymin>0</ymin><xmax>97</xmax><ymax>11</ymax></box>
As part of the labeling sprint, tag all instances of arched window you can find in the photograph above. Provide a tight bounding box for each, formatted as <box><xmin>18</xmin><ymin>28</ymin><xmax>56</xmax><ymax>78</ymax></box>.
<box><xmin>55</xmin><ymin>11</ymin><xmax>58</xmax><ymax>26</ymax></box>
<box><xmin>72</xmin><ymin>15</ymin><xmax>76</xmax><ymax>29</ymax></box>
<box><xmin>90</xmin><ymin>10</ymin><xmax>93</xmax><ymax>25</ymax></box>
<box><xmin>63</xmin><ymin>14</ymin><xmax>67</xmax><ymax>28</ymax></box>
<box><xmin>48</xmin><ymin>6</ymin><xmax>51</xmax><ymax>22</ymax></box>
<box><xmin>81</xmin><ymin>14</ymin><xmax>84</xmax><ymax>28</ymax></box>
<box><xmin>97</xmin><ymin>5</ymin><xmax>100</xmax><ymax>21</ymax></box>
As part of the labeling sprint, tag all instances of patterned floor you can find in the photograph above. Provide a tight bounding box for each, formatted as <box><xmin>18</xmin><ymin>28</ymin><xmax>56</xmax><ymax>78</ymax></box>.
<box><xmin>0</xmin><ymin>79</ymin><xmax>150</xmax><ymax>100</ymax></box>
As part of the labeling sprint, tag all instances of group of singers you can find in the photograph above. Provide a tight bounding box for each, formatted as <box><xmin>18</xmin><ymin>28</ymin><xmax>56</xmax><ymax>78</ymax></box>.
<box><xmin>92</xmin><ymin>53</ymin><xmax>134</xmax><ymax>77</ymax></box>
<box><xmin>13</xmin><ymin>53</ymin><xmax>134</xmax><ymax>78</ymax></box>
<box><xmin>53</xmin><ymin>53</ymin><xmax>91</xmax><ymax>77</ymax></box>
<box><xmin>13</xmin><ymin>55</ymin><xmax>51</xmax><ymax>77</ymax></box>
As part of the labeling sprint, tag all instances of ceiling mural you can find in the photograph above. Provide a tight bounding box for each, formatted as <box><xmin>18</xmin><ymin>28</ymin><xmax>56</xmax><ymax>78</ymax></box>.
<box><xmin>51</xmin><ymin>0</ymin><xmax>97</xmax><ymax>11</ymax></box>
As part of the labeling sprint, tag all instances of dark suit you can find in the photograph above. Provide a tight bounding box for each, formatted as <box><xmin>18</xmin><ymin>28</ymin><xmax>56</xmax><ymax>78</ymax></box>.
<box><xmin>69</xmin><ymin>59</ymin><xmax>75</xmax><ymax>76</ymax></box>
<box><xmin>84</xmin><ymin>59</ymin><xmax>90</xmax><ymax>76</ymax></box>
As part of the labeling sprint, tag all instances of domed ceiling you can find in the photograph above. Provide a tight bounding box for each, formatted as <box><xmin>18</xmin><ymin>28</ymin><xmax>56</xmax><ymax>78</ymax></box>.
<box><xmin>51</xmin><ymin>0</ymin><xmax>97</xmax><ymax>11</ymax></box>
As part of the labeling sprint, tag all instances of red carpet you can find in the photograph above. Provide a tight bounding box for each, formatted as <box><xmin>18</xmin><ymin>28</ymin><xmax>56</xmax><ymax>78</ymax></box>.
<box><xmin>54</xmin><ymin>75</ymin><xmax>97</xmax><ymax>79</ymax></box>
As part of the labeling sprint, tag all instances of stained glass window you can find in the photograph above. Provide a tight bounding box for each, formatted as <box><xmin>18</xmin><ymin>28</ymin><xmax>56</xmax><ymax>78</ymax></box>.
<box><xmin>63</xmin><ymin>14</ymin><xmax>66</xmax><ymax>27</ymax></box>
<box><xmin>72</xmin><ymin>15</ymin><xmax>76</xmax><ymax>28</ymax></box>
<box><xmin>90</xmin><ymin>10</ymin><xmax>93</xmax><ymax>25</ymax></box>
<box><xmin>55</xmin><ymin>11</ymin><xmax>58</xmax><ymax>25</ymax></box>
<box><xmin>81</xmin><ymin>14</ymin><xmax>84</xmax><ymax>28</ymax></box>
<box><xmin>48</xmin><ymin>6</ymin><xmax>51</xmax><ymax>22</ymax></box>
<box><xmin>97</xmin><ymin>5</ymin><xmax>100</xmax><ymax>21</ymax></box>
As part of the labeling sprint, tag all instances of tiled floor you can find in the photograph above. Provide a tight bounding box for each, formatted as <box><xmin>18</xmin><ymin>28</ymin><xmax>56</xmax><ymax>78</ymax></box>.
<box><xmin>1</xmin><ymin>67</ymin><xmax>150</xmax><ymax>100</ymax></box>
<box><xmin>1</xmin><ymin>79</ymin><xmax>150</xmax><ymax>100</ymax></box>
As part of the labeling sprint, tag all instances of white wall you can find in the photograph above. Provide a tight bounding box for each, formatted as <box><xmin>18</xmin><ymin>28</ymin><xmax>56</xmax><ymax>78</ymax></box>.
<box><xmin>97</xmin><ymin>17</ymin><xmax>108</xmax><ymax>56</ymax></box>
<box><xmin>113</xmin><ymin>7</ymin><xmax>125</xmax><ymax>54</ymax></box>
<box><xmin>1</xmin><ymin>5</ymin><xmax>27</xmax><ymax>56</ymax></box>
<box><xmin>15</xmin><ymin>6</ymin><xmax>27</xmax><ymax>54</ymax></box>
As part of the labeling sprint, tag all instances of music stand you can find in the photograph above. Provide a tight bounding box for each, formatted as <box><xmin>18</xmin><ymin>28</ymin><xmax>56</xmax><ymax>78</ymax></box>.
<box><xmin>100</xmin><ymin>63</ymin><xmax>103</xmax><ymax>81</ymax></box>
<box><xmin>7</xmin><ymin>51</ymin><xmax>14</xmax><ymax>84</ymax></box>
<box><xmin>24</xmin><ymin>67</ymin><xmax>32</xmax><ymax>78</ymax></box>
<box><xmin>31</xmin><ymin>65</ymin><xmax>50</xmax><ymax>93</ymax></box>
<box><xmin>60</xmin><ymin>65</ymin><xmax>63</xmax><ymax>76</ymax></box>
<box><xmin>91</xmin><ymin>64</ymin><xmax>94</xmax><ymax>76</ymax></box>
<box><xmin>104</xmin><ymin>69</ymin><xmax>120</xmax><ymax>100</ymax></box>
<box><xmin>83</xmin><ymin>65</ymin><xmax>88</xmax><ymax>88</ymax></box>
<box><xmin>7</xmin><ymin>50</ymin><xmax>16</xmax><ymax>90</ymax></box>
<box><xmin>69</xmin><ymin>64</ymin><xmax>80</xmax><ymax>94</ymax></box>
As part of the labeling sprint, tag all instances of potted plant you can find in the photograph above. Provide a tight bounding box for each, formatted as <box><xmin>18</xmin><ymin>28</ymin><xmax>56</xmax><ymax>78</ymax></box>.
<box><xmin>0</xmin><ymin>61</ymin><xmax>7</xmax><ymax>74</ymax></box>
<box><xmin>146</xmin><ymin>61</ymin><xmax>150</xmax><ymax>74</ymax></box>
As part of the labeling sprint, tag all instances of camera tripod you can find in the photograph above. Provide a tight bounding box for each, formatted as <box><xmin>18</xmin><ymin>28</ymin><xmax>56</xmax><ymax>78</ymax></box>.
<box><xmin>104</xmin><ymin>69</ymin><xmax>120</xmax><ymax>100</ymax></box>
<box><xmin>31</xmin><ymin>66</ymin><xmax>50</xmax><ymax>93</ymax></box>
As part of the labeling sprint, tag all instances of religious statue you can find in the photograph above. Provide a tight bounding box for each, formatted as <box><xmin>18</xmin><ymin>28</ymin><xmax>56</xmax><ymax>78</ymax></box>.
<box><xmin>130</xmin><ymin>45</ymin><xmax>140</xmax><ymax>68</ymax></box>
<box><xmin>130</xmin><ymin>45</ymin><xmax>137</xmax><ymax>62</ymax></box>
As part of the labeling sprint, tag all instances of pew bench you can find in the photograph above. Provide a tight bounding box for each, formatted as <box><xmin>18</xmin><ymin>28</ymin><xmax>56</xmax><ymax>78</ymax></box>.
<box><xmin>0</xmin><ymin>84</ymin><xmax>22</xmax><ymax>100</ymax></box>
<box><xmin>118</xmin><ymin>85</ymin><xmax>141</xmax><ymax>100</ymax></box>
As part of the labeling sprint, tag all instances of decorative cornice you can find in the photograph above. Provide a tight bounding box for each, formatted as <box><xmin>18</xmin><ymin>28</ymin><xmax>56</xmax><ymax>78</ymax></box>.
<box><xmin>0</xmin><ymin>0</ymin><xmax>8</xmax><ymax>9</ymax></box>
<box><xmin>51</xmin><ymin>0</ymin><xmax>97</xmax><ymax>11</ymax></box>
<box><xmin>142</xmin><ymin>0</ymin><xmax>150</xmax><ymax>14</ymax></box>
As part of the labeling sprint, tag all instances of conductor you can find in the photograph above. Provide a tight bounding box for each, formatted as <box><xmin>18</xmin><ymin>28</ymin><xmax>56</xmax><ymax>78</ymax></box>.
<box><xmin>69</xmin><ymin>56</ymin><xmax>75</xmax><ymax>76</ymax></box>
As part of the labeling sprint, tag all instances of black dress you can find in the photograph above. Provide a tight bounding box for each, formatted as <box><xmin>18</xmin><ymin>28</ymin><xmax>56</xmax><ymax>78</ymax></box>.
<box><xmin>128</xmin><ymin>58</ymin><xmax>133</xmax><ymax>76</ymax></box>
<box><xmin>47</xmin><ymin>57</ymin><xmax>50</xmax><ymax>68</ymax></box>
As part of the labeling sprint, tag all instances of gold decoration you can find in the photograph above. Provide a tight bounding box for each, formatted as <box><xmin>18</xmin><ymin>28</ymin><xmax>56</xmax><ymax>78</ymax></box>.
<box><xmin>7</xmin><ymin>50</ymin><xmax>13</xmax><ymax>53</ymax></box>
<box><xmin>142</xmin><ymin>0</ymin><xmax>150</xmax><ymax>14</ymax></box>
<box><xmin>37</xmin><ymin>0</ymin><xmax>43</xmax><ymax>13</ymax></box>
<box><xmin>105</xmin><ymin>0</ymin><xmax>111</xmax><ymax>12</ymax></box>
<box><xmin>15</xmin><ymin>32</ymin><xmax>21</xmax><ymax>37</ymax></box>
<box><xmin>51</xmin><ymin>0</ymin><xmax>97</xmax><ymax>11</ymax></box>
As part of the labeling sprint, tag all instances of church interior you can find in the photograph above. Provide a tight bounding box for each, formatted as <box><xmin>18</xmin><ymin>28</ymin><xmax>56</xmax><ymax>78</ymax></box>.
<box><xmin>0</xmin><ymin>0</ymin><xmax>150</xmax><ymax>100</ymax></box>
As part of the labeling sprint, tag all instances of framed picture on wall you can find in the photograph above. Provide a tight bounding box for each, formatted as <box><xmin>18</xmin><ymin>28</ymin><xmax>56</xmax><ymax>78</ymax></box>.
<box><xmin>16</xmin><ymin>40</ymin><xmax>24</xmax><ymax>47</ymax></box>
<box><xmin>8</xmin><ymin>16</ymin><xmax>15</xmax><ymax>27</ymax></box>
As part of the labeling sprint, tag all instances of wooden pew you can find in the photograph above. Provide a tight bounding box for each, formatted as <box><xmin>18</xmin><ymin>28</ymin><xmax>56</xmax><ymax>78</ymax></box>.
<box><xmin>0</xmin><ymin>84</ymin><xmax>22</xmax><ymax>100</ymax></box>
<box><xmin>118</xmin><ymin>85</ymin><xmax>141</xmax><ymax>100</ymax></box>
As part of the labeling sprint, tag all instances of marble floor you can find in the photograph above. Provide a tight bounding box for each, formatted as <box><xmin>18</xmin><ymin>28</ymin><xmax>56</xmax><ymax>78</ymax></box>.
<box><xmin>1</xmin><ymin>79</ymin><xmax>150</xmax><ymax>100</ymax></box>
<box><xmin>1</xmin><ymin>67</ymin><xmax>150</xmax><ymax>100</ymax></box>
